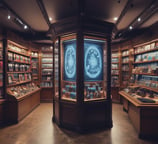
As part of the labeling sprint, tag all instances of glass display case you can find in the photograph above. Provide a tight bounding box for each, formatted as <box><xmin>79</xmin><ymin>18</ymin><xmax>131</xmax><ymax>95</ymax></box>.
<box><xmin>52</xmin><ymin>16</ymin><xmax>113</xmax><ymax>132</ymax></box>
<box><xmin>61</xmin><ymin>36</ymin><xmax>77</xmax><ymax>101</ymax></box>
<box><xmin>84</xmin><ymin>37</ymin><xmax>107</xmax><ymax>101</ymax></box>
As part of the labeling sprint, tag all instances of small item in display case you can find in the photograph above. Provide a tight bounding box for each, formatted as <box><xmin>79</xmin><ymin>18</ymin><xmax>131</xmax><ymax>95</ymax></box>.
<box><xmin>150</xmin><ymin>42</ymin><xmax>155</xmax><ymax>49</ymax></box>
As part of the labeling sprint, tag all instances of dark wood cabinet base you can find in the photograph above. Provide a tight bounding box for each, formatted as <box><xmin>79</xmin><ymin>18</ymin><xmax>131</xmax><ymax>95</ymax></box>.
<box><xmin>120</xmin><ymin>91</ymin><xmax>158</xmax><ymax>138</ymax></box>
<box><xmin>0</xmin><ymin>100</ymin><xmax>5</xmax><ymax>126</ymax></box>
<box><xmin>40</xmin><ymin>88</ymin><xmax>53</xmax><ymax>102</ymax></box>
<box><xmin>6</xmin><ymin>89</ymin><xmax>41</xmax><ymax>124</ymax></box>
<box><xmin>53</xmin><ymin>99</ymin><xmax>113</xmax><ymax>133</ymax></box>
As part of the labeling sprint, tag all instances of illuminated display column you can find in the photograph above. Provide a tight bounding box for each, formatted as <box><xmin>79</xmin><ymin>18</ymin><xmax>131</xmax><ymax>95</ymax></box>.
<box><xmin>84</xmin><ymin>38</ymin><xmax>106</xmax><ymax>101</ymax></box>
<box><xmin>61</xmin><ymin>37</ymin><xmax>77</xmax><ymax>101</ymax></box>
<box><xmin>52</xmin><ymin>16</ymin><xmax>114</xmax><ymax>132</ymax></box>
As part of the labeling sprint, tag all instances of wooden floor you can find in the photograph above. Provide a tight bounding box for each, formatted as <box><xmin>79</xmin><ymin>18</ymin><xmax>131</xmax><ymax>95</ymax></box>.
<box><xmin>0</xmin><ymin>103</ymin><xmax>158</xmax><ymax>144</ymax></box>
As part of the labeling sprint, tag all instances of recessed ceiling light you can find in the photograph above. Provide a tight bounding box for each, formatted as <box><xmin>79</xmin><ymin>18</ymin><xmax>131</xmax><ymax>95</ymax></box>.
<box><xmin>113</xmin><ymin>17</ymin><xmax>118</xmax><ymax>21</ymax></box>
<box><xmin>24</xmin><ymin>25</ymin><xmax>28</xmax><ymax>29</ymax></box>
<box><xmin>137</xmin><ymin>17</ymin><xmax>141</xmax><ymax>22</ymax></box>
<box><xmin>49</xmin><ymin>17</ymin><xmax>52</xmax><ymax>21</ymax></box>
<box><xmin>7</xmin><ymin>15</ymin><xmax>11</xmax><ymax>20</ymax></box>
<box><xmin>129</xmin><ymin>26</ymin><xmax>133</xmax><ymax>30</ymax></box>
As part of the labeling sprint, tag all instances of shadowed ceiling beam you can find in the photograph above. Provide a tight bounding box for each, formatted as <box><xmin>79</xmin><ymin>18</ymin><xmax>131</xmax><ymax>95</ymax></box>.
<box><xmin>126</xmin><ymin>0</ymin><xmax>158</xmax><ymax>29</ymax></box>
<box><xmin>115</xmin><ymin>0</ymin><xmax>134</xmax><ymax>26</ymax></box>
<box><xmin>36</xmin><ymin>0</ymin><xmax>51</xmax><ymax>27</ymax></box>
<box><xmin>0</xmin><ymin>0</ymin><xmax>35</xmax><ymax>34</ymax></box>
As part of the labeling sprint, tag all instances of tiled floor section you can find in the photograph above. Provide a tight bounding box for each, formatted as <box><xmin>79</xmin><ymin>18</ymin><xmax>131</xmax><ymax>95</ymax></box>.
<box><xmin>0</xmin><ymin>103</ymin><xmax>157</xmax><ymax>144</ymax></box>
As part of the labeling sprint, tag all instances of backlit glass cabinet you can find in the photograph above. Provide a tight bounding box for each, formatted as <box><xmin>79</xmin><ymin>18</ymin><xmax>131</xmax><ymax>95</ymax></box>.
<box><xmin>52</xmin><ymin>16</ymin><xmax>113</xmax><ymax>132</ymax></box>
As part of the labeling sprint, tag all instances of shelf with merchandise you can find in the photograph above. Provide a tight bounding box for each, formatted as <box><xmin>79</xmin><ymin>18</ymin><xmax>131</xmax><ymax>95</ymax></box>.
<box><xmin>134</xmin><ymin>39</ymin><xmax>158</xmax><ymax>55</ymax></box>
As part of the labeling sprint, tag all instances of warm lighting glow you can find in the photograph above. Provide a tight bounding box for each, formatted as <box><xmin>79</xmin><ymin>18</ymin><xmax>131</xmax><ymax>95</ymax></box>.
<box><xmin>24</xmin><ymin>25</ymin><xmax>28</xmax><ymax>29</ymax></box>
<box><xmin>129</xmin><ymin>26</ymin><xmax>133</xmax><ymax>30</ymax></box>
<box><xmin>49</xmin><ymin>17</ymin><xmax>52</xmax><ymax>21</ymax></box>
<box><xmin>138</xmin><ymin>17</ymin><xmax>141</xmax><ymax>22</ymax></box>
<box><xmin>8</xmin><ymin>15</ymin><xmax>11</xmax><ymax>20</ymax></box>
<box><xmin>113</xmin><ymin>17</ymin><xmax>118</xmax><ymax>21</ymax></box>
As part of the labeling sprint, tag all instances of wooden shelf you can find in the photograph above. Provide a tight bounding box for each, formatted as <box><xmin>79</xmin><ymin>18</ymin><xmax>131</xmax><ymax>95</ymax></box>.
<box><xmin>122</xmin><ymin>54</ymin><xmax>129</xmax><ymax>57</ymax></box>
<box><xmin>7</xmin><ymin>80</ymin><xmax>32</xmax><ymax>87</ymax></box>
<box><xmin>111</xmin><ymin>68</ymin><xmax>119</xmax><ymax>70</ymax></box>
<box><xmin>7</xmin><ymin>71</ymin><xmax>31</xmax><ymax>74</ymax></box>
<box><xmin>132</xmin><ymin>72</ymin><xmax>158</xmax><ymax>76</ymax></box>
<box><xmin>122</xmin><ymin>62</ymin><xmax>129</xmax><ymax>64</ymax></box>
<box><xmin>111</xmin><ymin>74</ymin><xmax>119</xmax><ymax>76</ymax></box>
<box><xmin>134</xmin><ymin>39</ymin><xmax>158</xmax><ymax>47</ymax></box>
<box><xmin>8</xmin><ymin>60</ymin><xmax>30</xmax><ymax>64</ymax></box>
<box><xmin>8</xmin><ymin>48</ymin><xmax>30</xmax><ymax>57</ymax></box>
<box><xmin>32</xmin><ymin>74</ymin><xmax>38</xmax><ymax>76</ymax></box>
<box><xmin>42</xmin><ymin>57</ymin><xmax>53</xmax><ymax>58</ymax></box>
<box><xmin>134</xmin><ymin>59</ymin><xmax>158</xmax><ymax>64</ymax></box>
<box><xmin>32</xmin><ymin>67</ymin><xmax>38</xmax><ymax>69</ymax></box>
<box><xmin>41</xmin><ymin>67</ymin><xmax>53</xmax><ymax>69</ymax></box>
<box><xmin>122</xmin><ymin>70</ymin><xmax>129</xmax><ymax>72</ymax></box>
<box><xmin>42</xmin><ymin>62</ymin><xmax>53</xmax><ymax>64</ymax></box>
<box><xmin>42</xmin><ymin>74</ymin><xmax>52</xmax><ymax>75</ymax></box>
<box><xmin>111</xmin><ymin>62</ymin><xmax>119</xmax><ymax>64</ymax></box>
<box><xmin>31</xmin><ymin>56</ymin><xmax>38</xmax><ymax>58</ymax></box>
<box><xmin>135</xmin><ymin>84</ymin><xmax>158</xmax><ymax>93</ymax></box>
<box><xmin>134</xmin><ymin>47</ymin><xmax>158</xmax><ymax>55</ymax></box>
<box><xmin>12</xmin><ymin>88</ymin><xmax>41</xmax><ymax>101</ymax></box>
<box><xmin>42</xmin><ymin>80</ymin><xmax>52</xmax><ymax>82</ymax></box>
<box><xmin>61</xmin><ymin>97</ymin><xmax>76</xmax><ymax>102</ymax></box>
<box><xmin>40</xmin><ymin>87</ymin><xmax>53</xmax><ymax>88</ymax></box>
<box><xmin>41</xmin><ymin>51</ymin><xmax>53</xmax><ymax>53</ymax></box>
<box><xmin>112</xmin><ymin>56</ymin><xmax>119</xmax><ymax>58</ymax></box>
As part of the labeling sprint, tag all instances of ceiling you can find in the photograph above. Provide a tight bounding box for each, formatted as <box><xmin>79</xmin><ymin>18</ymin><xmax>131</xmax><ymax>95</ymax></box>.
<box><xmin>0</xmin><ymin>0</ymin><xmax>158</xmax><ymax>44</ymax></box>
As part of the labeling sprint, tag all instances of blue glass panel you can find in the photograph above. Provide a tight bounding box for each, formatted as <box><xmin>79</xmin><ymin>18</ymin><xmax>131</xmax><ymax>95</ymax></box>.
<box><xmin>84</xmin><ymin>39</ymin><xmax>104</xmax><ymax>81</ymax></box>
<box><xmin>63</xmin><ymin>40</ymin><xmax>76</xmax><ymax>81</ymax></box>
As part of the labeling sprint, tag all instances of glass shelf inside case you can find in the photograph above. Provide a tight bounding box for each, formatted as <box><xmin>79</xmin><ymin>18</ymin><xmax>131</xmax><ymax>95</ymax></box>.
<box><xmin>61</xmin><ymin>38</ymin><xmax>76</xmax><ymax>101</ymax></box>
<box><xmin>84</xmin><ymin>38</ymin><xmax>107</xmax><ymax>101</ymax></box>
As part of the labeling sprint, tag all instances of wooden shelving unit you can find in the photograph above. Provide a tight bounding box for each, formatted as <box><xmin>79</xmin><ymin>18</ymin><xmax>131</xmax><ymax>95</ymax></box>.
<box><xmin>132</xmin><ymin>39</ymin><xmax>158</xmax><ymax>92</ymax></box>
<box><xmin>119</xmin><ymin>38</ymin><xmax>158</xmax><ymax>138</ymax></box>
<box><xmin>5</xmin><ymin>40</ymin><xmax>41</xmax><ymax>124</ymax></box>
<box><xmin>40</xmin><ymin>45</ymin><xmax>53</xmax><ymax>102</ymax></box>
<box><xmin>111</xmin><ymin>48</ymin><xmax>120</xmax><ymax>102</ymax></box>
<box><xmin>31</xmin><ymin>48</ymin><xmax>40</xmax><ymax>85</ymax></box>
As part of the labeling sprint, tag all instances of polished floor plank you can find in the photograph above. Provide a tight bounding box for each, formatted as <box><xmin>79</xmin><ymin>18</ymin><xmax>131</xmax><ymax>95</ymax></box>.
<box><xmin>0</xmin><ymin>103</ymin><xmax>158</xmax><ymax>144</ymax></box>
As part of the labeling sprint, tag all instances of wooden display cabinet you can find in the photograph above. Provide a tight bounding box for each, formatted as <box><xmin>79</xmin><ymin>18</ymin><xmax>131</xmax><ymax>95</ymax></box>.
<box><xmin>52</xmin><ymin>16</ymin><xmax>113</xmax><ymax>132</ymax></box>
<box><xmin>5</xmin><ymin>40</ymin><xmax>41</xmax><ymax>124</ymax></box>
<box><xmin>40</xmin><ymin>46</ymin><xmax>53</xmax><ymax>102</ymax></box>
<box><xmin>120</xmin><ymin>44</ymin><xmax>134</xmax><ymax>88</ymax></box>
<box><xmin>119</xmin><ymin>90</ymin><xmax>158</xmax><ymax>138</ymax></box>
<box><xmin>119</xmin><ymin>38</ymin><xmax>158</xmax><ymax>138</ymax></box>
<box><xmin>111</xmin><ymin>48</ymin><xmax>120</xmax><ymax>103</ymax></box>
<box><xmin>31</xmin><ymin>48</ymin><xmax>40</xmax><ymax>85</ymax></box>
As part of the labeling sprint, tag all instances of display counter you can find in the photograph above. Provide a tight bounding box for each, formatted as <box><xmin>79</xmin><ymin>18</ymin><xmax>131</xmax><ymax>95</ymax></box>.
<box><xmin>119</xmin><ymin>89</ymin><xmax>158</xmax><ymax>138</ymax></box>
<box><xmin>6</xmin><ymin>83</ymin><xmax>41</xmax><ymax>124</ymax></box>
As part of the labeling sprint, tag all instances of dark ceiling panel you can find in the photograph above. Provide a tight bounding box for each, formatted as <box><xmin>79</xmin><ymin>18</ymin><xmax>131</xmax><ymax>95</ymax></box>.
<box><xmin>0</xmin><ymin>7</ymin><xmax>25</xmax><ymax>32</ymax></box>
<box><xmin>43</xmin><ymin>0</ymin><xmax>78</xmax><ymax>23</ymax></box>
<box><xmin>4</xmin><ymin>0</ymin><xmax>49</xmax><ymax>31</ymax></box>
<box><xmin>140</xmin><ymin>12</ymin><xmax>158</xmax><ymax>28</ymax></box>
<box><xmin>117</xmin><ymin>0</ymin><xmax>151</xmax><ymax>30</ymax></box>
<box><xmin>85</xmin><ymin>0</ymin><xmax>127</xmax><ymax>23</ymax></box>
